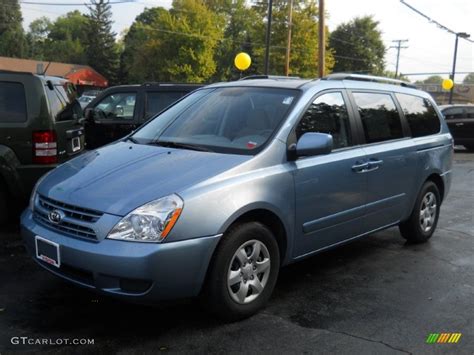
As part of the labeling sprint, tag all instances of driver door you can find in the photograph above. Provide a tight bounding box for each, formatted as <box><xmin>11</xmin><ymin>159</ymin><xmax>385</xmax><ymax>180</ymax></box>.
<box><xmin>85</xmin><ymin>91</ymin><xmax>139</xmax><ymax>149</ymax></box>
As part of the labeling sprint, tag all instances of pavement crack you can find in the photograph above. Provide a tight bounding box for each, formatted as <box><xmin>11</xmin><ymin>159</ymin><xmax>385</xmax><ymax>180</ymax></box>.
<box><xmin>323</xmin><ymin>329</ymin><xmax>413</xmax><ymax>354</ymax></box>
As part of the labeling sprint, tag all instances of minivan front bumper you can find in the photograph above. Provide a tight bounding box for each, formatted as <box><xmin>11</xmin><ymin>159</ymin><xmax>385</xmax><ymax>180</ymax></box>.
<box><xmin>21</xmin><ymin>209</ymin><xmax>221</xmax><ymax>301</ymax></box>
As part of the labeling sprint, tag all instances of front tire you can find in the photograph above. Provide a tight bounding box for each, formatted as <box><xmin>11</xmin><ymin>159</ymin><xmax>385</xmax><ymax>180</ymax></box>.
<box><xmin>203</xmin><ymin>222</ymin><xmax>280</xmax><ymax>321</ymax></box>
<box><xmin>399</xmin><ymin>181</ymin><xmax>440</xmax><ymax>243</ymax></box>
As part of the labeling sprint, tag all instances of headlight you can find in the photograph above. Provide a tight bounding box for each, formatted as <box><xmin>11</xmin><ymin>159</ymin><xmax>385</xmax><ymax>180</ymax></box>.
<box><xmin>107</xmin><ymin>194</ymin><xmax>183</xmax><ymax>243</ymax></box>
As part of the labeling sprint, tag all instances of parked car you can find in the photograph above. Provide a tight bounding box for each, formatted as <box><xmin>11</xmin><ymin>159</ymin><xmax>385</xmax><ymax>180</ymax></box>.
<box><xmin>83</xmin><ymin>83</ymin><xmax>202</xmax><ymax>149</ymax></box>
<box><xmin>0</xmin><ymin>71</ymin><xmax>85</xmax><ymax>225</ymax></box>
<box><xmin>78</xmin><ymin>95</ymin><xmax>96</xmax><ymax>109</ymax></box>
<box><xmin>439</xmin><ymin>104</ymin><xmax>474</xmax><ymax>151</ymax></box>
<box><xmin>21</xmin><ymin>74</ymin><xmax>452</xmax><ymax>320</ymax></box>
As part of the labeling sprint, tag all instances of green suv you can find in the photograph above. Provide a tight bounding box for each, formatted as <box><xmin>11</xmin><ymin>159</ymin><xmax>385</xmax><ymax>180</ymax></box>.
<box><xmin>0</xmin><ymin>71</ymin><xmax>85</xmax><ymax>224</ymax></box>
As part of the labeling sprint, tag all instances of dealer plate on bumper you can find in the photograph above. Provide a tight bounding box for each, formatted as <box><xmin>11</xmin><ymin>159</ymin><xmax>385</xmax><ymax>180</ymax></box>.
<box><xmin>35</xmin><ymin>236</ymin><xmax>60</xmax><ymax>268</ymax></box>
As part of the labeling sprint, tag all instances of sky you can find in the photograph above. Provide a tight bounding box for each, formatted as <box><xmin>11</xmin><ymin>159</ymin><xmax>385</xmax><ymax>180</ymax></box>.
<box><xmin>20</xmin><ymin>0</ymin><xmax>474</xmax><ymax>82</ymax></box>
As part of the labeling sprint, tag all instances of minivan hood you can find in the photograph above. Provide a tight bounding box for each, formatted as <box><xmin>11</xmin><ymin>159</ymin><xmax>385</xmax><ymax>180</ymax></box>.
<box><xmin>39</xmin><ymin>142</ymin><xmax>251</xmax><ymax>216</ymax></box>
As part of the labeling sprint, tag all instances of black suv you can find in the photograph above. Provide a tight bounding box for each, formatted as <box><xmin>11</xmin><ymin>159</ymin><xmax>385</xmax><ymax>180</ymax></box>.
<box><xmin>440</xmin><ymin>104</ymin><xmax>474</xmax><ymax>151</ymax></box>
<box><xmin>0</xmin><ymin>71</ymin><xmax>85</xmax><ymax>224</ymax></box>
<box><xmin>83</xmin><ymin>83</ymin><xmax>202</xmax><ymax>148</ymax></box>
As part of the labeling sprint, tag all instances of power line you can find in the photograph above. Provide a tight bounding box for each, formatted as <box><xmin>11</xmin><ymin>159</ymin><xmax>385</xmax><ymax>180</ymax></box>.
<box><xmin>399</xmin><ymin>0</ymin><xmax>474</xmax><ymax>44</ymax></box>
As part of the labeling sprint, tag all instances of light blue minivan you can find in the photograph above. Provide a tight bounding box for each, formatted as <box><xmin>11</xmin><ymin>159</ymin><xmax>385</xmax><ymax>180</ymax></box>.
<box><xmin>21</xmin><ymin>74</ymin><xmax>453</xmax><ymax>320</ymax></box>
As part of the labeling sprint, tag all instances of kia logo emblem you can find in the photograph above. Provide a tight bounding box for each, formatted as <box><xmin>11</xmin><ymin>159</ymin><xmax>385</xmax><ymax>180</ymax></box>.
<box><xmin>48</xmin><ymin>209</ymin><xmax>65</xmax><ymax>224</ymax></box>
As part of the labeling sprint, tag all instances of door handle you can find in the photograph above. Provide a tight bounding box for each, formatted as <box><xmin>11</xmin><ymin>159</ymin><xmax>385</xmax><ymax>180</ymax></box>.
<box><xmin>455</xmin><ymin>123</ymin><xmax>464</xmax><ymax>127</ymax></box>
<box><xmin>367</xmin><ymin>159</ymin><xmax>383</xmax><ymax>172</ymax></box>
<box><xmin>352</xmin><ymin>162</ymin><xmax>369</xmax><ymax>173</ymax></box>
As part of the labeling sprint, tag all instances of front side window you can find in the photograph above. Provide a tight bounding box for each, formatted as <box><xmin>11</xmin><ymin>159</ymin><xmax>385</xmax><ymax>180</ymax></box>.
<box><xmin>146</xmin><ymin>91</ymin><xmax>187</xmax><ymax>118</ymax></box>
<box><xmin>0</xmin><ymin>81</ymin><xmax>27</xmax><ymax>123</ymax></box>
<box><xmin>133</xmin><ymin>87</ymin><xmax>298</xmax><ymax>155</ymax></box>
<box><xmin>296</xmin><ymin>92</ymin><xmax>352</xmax><ymax>149</ymax></box>
<box><xmin>353</xmin><ymin>92</ymin><xmax>403</xmax><ymax>143</ymax></box>
<box><xmin>396</xmin><ymin>93</ymin><xmax>440</xmax><ymax>137</ymax></box>
<box><xmin>94</xmin><ymin>92</ymin><xmax>137</xmax><ymax>120</ymax></box>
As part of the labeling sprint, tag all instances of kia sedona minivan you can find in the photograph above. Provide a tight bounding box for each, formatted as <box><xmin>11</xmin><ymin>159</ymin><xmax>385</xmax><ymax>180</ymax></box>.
<box><xmin>21</xmin><ymin>74</ymin><xmax>453</xmax><ymax>320</ymax></box>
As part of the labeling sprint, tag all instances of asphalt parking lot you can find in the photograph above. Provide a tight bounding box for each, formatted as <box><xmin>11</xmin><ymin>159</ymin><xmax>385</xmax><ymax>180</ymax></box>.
<box><xmin>0</xmin><ymin>149</ymin><xmax>473</xmax><ymax>354</ymax></box>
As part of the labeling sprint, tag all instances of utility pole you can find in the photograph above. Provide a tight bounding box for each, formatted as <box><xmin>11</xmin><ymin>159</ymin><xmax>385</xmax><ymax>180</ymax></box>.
<box><xmin>389</xmin><ymin>39</ymin><xmax>408</xmax><ymax>78</ymax></box>
<box><xmin>264</xmin><ymin>0</ymin><xmax>274</xmax><ymax>75</ymax></box>
<box><xmin>449</xmin><ymin>32</ymin><xmax>470</xmax><ymax>104</ymax></box>
<box><xmin>284</xmin><ymin>0</ymin><xmax>293</xmax><ymax>76</ymax></box>
<box><xmin>318</xmin><ymin>0</ymin><xmax>325</xmax><ymax>78</ymax></box>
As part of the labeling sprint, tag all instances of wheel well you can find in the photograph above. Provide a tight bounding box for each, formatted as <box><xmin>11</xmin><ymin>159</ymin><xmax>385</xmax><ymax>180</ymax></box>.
<box><xmin>426</xmin><ymin>174</ymin><xmax>444</xmax><ymax>203</ymax></box>
<box><xmin>227</xmin><ymin>209</ymin><xmax>288</xmax><ymax>262</ymax></box>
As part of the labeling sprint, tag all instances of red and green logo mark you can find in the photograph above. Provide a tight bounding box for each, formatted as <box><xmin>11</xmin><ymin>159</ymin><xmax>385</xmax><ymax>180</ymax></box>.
<box><xmin>426</xmin><ymin>333</ymin><xmax>462</xmax><ymax>344</ymax></box>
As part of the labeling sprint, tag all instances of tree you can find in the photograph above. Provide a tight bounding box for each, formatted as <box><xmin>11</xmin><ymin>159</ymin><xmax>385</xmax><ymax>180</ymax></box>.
<box><xmin>0</xmin><ymin>0</ymin><xmax>27</xmax><ymax>57</ymax></box>
<box><xmin>252</xmin><ymin>0</ymin><xmax>334</xmax><ymax>77</ymax></box>
<box><xmin>86</xmin><ymin>0</ymin><xmax>120</xmax><ymax>84</ymax></box>
<box><xmin>205</xmin><ymin>0</ymin><xmax>262</xmax><ymax>81</ymax></box>
<box><xmin>26</xmin><ymin>12</ymin><xmax>90</xmax><ymax>64</ymax></box>
<box><xmin>329</xmin><ymin>16</ymin><xmax>385</xmax><ymax>74</ymax></box>
<box><xmin>463</xmin><ymin>73</ymin><xmax>474</xmax><ymax>84</ymax></box>
<box><xmin>421</xmin><ymin>75</ymin><xmax>443</xmax><ymax>84</ymax></box>
<box><xmin>121</xmin><ymin>0</ymin><xmax>224</xmax><ymax>83</ymax></box>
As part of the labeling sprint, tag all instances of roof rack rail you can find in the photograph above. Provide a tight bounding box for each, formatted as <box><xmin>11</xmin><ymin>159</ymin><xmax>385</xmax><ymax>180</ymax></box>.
<box><xmin>240</xmin><ymin>75</ymin><xmax>301</xmax><ymax>81</ymax></box>
<box><xmin>322</xmin><ymin>73</ymin><xmax>417</xmax><ymax>89</ymax></box>
<box><xmin>141</xmin><ymin>82</ymin><xmax>202</xmax><ymax>86</ymax></box>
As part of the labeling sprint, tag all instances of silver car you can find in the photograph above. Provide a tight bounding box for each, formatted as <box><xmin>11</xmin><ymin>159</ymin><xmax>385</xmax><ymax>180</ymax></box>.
<box><xmin>21</xmin><ymin>74</ymin><xmax>453</xmax><ymax>320</ymax></box>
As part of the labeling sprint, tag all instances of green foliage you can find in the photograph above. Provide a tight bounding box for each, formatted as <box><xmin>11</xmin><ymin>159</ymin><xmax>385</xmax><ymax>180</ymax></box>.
<box><xmin>86</xmin><ymin>0</ymin><xmax>120</xmax><ymax>84</ymax></box>
<box><xmin>0</xmin><ymin>0</ymin><xmax>27</xmax><ymax>57</ymax></box>
<box><xmin>462</xmin><ymin>73</ymin><xmax>474</xmax><ymax>84</ymax></box>
<box><xmin>26</xmin><ymin>11</ymin><xmax>90</xmax><ymax>64</ymax></box>
<box><xmin>251</xmin><ymin>0</ymin><xmax>334</xmax><ymax>78</ymax></box>
<box><xmin>329</xmin><ymin>16</ymin><xmax>385</xmax><ymax>74</ymax></box>
<box><xmin>121</xmin><ymin>0</ymin><xmax>224</xmax><ymax>83</ymax></box>
<box><xmin>419</xmin><ymin>75</ymin><xmax>444</xmax><ymax>84</ymax></box>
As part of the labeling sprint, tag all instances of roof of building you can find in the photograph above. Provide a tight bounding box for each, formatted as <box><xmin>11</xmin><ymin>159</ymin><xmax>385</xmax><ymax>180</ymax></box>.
<box><xmin>0</xmin><ymin>56</ymin><xmax>108</xmax><ymax>87</ymax></box>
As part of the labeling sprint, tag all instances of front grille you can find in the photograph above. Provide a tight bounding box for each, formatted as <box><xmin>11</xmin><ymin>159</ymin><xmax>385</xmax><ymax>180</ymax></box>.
<box><xmin>38</xmin><ymin>195</ymin><xmax>102</xmax><ymax>222</ymax></box>
<box><xmin>34</xmin><ymin>195</ymin><xmax>102</xmax><ymax>241</ymax></box>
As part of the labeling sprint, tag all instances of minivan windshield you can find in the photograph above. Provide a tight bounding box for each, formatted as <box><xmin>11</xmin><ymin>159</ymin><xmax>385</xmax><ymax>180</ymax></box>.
<box><xmin>132</xmin><ymin>87</ymin><xmax>298</xmax><ymax>154</ymax></box>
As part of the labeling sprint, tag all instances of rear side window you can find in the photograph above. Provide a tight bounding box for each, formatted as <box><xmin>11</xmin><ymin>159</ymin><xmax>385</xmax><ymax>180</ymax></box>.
<box><xmin>353</xmin><ymin>92</ymin><xmax>403</xmax><ymax>143</ymax></box>
<box><xmin>442</xmin><ymin>107</ymin><xmax>464</xmax><ymax>120</ymax></box>
<box><xmin>146</xmin><ymin>91</ymin><xmax>186</xmax><ymax>118</ymax></box>
<box><xmin>396</xmin><ymin>94</ymin><xmax>440</xmax><ymax>137</ymax></box>
<box><xmin>466</xmin><ymin>107</ymin><xmax>474</xmax><ymax>119</ymax></box>
<box><xmin>0</xmin><ymin>82</ymin><xmax>27</xmax><ymax>123</ymax></box>
<box><xmin>296</xmin><ymin>92</ymin><xmax>352</xmax><ymax>149</ymax></box>
<box><xmin>46</xmin><ymin>84</ymin><xmax>82</xmax><ymax>122</ymax></box>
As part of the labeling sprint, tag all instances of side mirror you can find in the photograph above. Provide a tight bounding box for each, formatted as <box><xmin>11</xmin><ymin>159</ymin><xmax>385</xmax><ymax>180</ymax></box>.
<box><xmin>84</xmin><ymin>108</ymin><xmax>94</xmax><ymax>121</ymax></box>
<box><xmin>296</xmin><ymin>132</ymin><xmax>333</xmax><ymax>157</ymax></box>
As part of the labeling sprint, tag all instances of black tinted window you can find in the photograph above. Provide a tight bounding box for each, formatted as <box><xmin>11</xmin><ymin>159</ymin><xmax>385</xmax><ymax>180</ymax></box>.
<box><xmin>396</xmin><ymin>94</ymin><xmax>440</xmax><ymax>137</ymax></box>
<box><xmin>46</xmin><ymin>83</ymin><xmax>82</xmax><ymax>121</ymax></box>
<box><xmin>442</xmin><ymin>107</ymin><xmax>464</xmax><ymax>119</ymax></box>
<box><xmin>466</xmin><ymin>107</ymin><xmax>474</xmax><ymax>119</ymax></box>
<box><xmin>0</xmin><ymin>82</ymin><xmax>27</xmax><ymax>123</ymax></box>
<box><xmin>146</xmin><ymin>91</ymin><xmax>186</xmax><ymax>118</ymax></box>
<box><xmin>353</xmin><ymin>92</ymin><xmax>403</xmax><ymax>143</ymax></box>
<box><xmin>296</xmin><ymin>92</ymin><xmax>352</xmax><ymax>149</ymax></box>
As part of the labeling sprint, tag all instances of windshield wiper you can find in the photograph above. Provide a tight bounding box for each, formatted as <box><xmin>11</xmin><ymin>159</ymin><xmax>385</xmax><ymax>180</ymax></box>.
<box><xmin>124</xmin><ymin>136</ymin><xmax>139</xmax><ymax>144</ymax></box>
<box><xmin>150</xmin><ymin>140</ymin><xmax>213</xmax><ymax>152</ymax></box>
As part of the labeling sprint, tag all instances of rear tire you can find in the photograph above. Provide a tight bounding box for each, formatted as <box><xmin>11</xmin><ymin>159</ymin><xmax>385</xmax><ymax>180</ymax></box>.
<box><xmin>0</xmin><ymin>185</ymin><xmax>8</xmax><ymax>225</ymax></box>
<box><xmin>399</xmin><ymin>181</ymin><xmax>440</xmax><ymax>243</ymax></box>
<box><xmin>202</xmin><ymin>222</ymin><xmax>280</xmax><ymax>321</ymax></box>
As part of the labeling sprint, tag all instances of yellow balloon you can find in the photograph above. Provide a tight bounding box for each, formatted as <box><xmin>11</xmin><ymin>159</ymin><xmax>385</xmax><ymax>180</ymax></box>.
<box><xmin>234</xmin><ymin>52</ymin><xmax>251</xmax><ymax>71</ymax></box>
<box><xmin>442</xmin><ymin>79</ymin><xmax>454</xmax><ymax>90</ymax></box>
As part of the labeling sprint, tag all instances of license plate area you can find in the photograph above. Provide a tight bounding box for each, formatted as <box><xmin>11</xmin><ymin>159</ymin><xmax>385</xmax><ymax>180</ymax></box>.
<box><xmin>72</xmin><ymin>136</ymin><xmax>81</xmax><ymax>152</ymax></box>
<box><xmin>35</xmin><ymin>236</ymin><xmax>60</xmax><ymax>268</ymax></box>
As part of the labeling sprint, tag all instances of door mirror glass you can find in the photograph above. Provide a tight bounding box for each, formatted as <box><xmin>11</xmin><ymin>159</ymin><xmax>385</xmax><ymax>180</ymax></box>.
<box><xmin>296</xmin><ymin>132</ymin><xmax>333</xmax><ymax>157</ymax></box>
